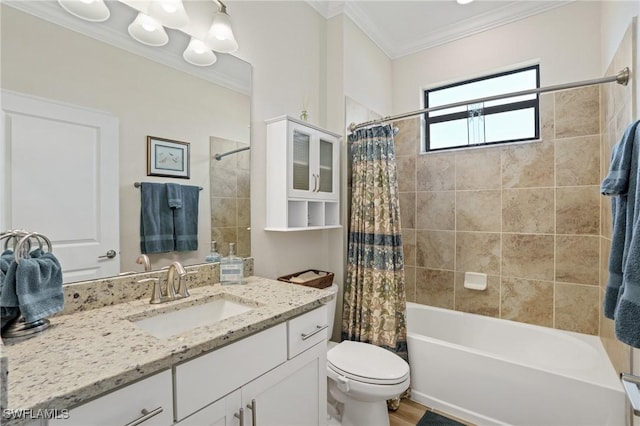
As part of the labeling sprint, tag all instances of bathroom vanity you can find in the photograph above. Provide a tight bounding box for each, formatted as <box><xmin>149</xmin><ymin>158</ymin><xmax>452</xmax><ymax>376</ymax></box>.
<box><xmin>2</xmin><ymin>277</ymin><xmax>332</xmax><ymax>426</ymax></box>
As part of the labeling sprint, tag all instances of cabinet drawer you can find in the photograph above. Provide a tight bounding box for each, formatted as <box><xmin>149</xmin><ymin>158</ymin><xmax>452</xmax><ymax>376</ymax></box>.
<box><xmin>175</xmin><ymin>323</ymin><xmax>287</xmax><ymax>421</ymax></box>
<box><xmin>287</xmin><ymin>306</ymin><xmax>328</xmax><ymax>359</ymax></box>
<box><xmin>50</xmin><ymin>370</ymin><xmax>172</xmax><ymax>426</ymax></box>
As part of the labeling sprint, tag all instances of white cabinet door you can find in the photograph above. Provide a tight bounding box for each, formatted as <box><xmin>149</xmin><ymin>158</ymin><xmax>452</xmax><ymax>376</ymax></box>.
<box><xmin>177</xmin><ymin>389</ymin><xmax>241</xmax><ymax>426</ymax></box>
<box><xmin>287</xmin><ymin>121</ymin><xmax>339</xmax><ymax>202</ymax></box>
<box><xmin>49</xmin><ymin>370</ymin><xmax>173</xmax><ymax>426</ymax></box>
<box><xmin>1</xmin><ymin>90</ymin><xmax>120</xmax><ymax>283</ymax></box>
<box><xmin>241</xmin><ymin>342</ymin><xmax>327</xmax><ymax>426</ymax></box>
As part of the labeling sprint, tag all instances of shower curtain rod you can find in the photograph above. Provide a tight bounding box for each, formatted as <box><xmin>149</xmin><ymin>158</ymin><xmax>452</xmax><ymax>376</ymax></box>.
<box><xmin>348</xmin><ymin>67</ymin><xmax>631</xmax><ymax>132</ymax></box>
<box><xmin>214</xmin><ymin>145</ymin><xmax>250</xmax><ymax>161</ymax></box>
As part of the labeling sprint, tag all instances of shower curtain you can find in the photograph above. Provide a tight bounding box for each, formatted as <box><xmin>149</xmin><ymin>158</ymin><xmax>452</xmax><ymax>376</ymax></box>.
<box><xmin>342</xmin><ymin>124</ymin><xmax>408</xmax><ymax>410</ymax></box>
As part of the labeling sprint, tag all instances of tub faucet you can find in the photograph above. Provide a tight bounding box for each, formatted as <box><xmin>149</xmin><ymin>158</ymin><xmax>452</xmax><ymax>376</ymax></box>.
<box><xmin>136</xmin><ymin>254</ymin><xmax>151</xmax><ymax>272</ymax></box>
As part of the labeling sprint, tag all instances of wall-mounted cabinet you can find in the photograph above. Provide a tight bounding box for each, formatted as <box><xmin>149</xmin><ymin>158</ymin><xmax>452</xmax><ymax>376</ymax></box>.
<box><xmin>266</xmin><ymin>116</ymin><xmax>341</xmax><ymax>231</ymax></box>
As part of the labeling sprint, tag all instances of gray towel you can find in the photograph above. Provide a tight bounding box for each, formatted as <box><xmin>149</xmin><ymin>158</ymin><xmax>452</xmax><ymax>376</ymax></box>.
<box><xmin>14</xmin><ymin>250</ymin><xmax>64</xmax><ymax>323</ymax></box>
<box><xmin>173</xmin><ymin>185</ymin><xmax>199</xmax><ymax>251</ymax></box>
<box><xmin>166</xmin><ymin>183</ymin><xmax>183</xmax><ymax>209</ymax></box>
<box><xmin>0</xmin><ymin>250</ymin><xmax>19</xmax><ymax>328</ymax></box>
<box><xmin>601</xmin><ymin>119</ymin><xmax>640</xmax><ymax>347</ymax></box>
<box><xmin>140</xmin><ymin>182</ymin><xmax>175</xmax><ymax>254</ymax></box>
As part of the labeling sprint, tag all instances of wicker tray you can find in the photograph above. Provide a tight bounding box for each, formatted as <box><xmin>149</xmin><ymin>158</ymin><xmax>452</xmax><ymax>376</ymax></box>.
<box><xmin>277</xmin><ymin>269</ymin><xmax>334</xmax><ymax>289</ymax></box>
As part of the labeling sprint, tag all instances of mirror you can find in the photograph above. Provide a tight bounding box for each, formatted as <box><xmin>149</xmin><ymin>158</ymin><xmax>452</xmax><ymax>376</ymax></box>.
<box><xmin>1</xmin><ymin>0</ymin><xmax>251</xmax><ymax>283</ymax></box>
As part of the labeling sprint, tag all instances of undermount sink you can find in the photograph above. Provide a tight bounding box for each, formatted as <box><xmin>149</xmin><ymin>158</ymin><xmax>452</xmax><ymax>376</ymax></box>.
<box><xmin>130</xmin><ymin>296</ymin><xmax>256</xmax><ymax>339</ymax></box>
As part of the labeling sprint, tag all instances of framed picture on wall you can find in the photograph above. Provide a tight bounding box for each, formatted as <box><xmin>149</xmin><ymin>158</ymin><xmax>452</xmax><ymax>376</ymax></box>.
<box><xmin>147</xmin><ymin>136</ymin><xmax>190</xmax><ymax>178</ymax></box>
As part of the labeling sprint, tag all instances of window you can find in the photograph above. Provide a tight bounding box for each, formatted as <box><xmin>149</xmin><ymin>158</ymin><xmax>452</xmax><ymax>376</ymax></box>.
<box><xmin>423</xmin><ymin>65</ymin><xmax>540</xmax><ymax>152</ymax></box>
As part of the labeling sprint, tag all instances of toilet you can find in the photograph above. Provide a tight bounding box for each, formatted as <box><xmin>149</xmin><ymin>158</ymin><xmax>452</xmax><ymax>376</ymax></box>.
<box><xmin>325</xmin><ymin>284</ymin><xmax>410</xmax><ymax>426</ymax></box>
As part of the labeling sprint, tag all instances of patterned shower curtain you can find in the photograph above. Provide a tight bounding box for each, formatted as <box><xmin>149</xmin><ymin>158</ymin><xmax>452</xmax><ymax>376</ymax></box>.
<box><xmin>342</xmin><ymin>124</ymin><xmax>408</xmax><ymax>408</ymax></box>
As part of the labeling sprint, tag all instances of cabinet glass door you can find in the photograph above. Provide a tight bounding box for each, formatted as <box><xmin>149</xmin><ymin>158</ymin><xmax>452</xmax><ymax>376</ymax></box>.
<box><xmin>292</xmin><ymin>130</ymin><xmax>310</xmax><ymax>191</ymax></box>
<box><xmin>318</xmin><ymin>139</ymin><xmax>333</xmax><ymax>193</ymax></box>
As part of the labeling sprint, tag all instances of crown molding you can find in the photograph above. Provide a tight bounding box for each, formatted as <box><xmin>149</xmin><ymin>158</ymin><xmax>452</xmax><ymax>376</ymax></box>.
<box><xmin>4</xmin><ymin>0</ymin><xmax>251</xmax><ymax>95</ymax></box>
<box><xmin>309</xmin><ymin>0</ymin><xmax>574</xmax><ymax>60</ymax></box>
<box><xmin>306</xmin><ymin>1</ymin><xmax>345</xmax><ymax>19</ymax></box>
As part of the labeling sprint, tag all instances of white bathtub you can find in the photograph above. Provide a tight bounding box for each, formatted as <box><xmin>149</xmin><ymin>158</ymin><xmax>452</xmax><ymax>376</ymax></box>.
<box><xmin>406</xmin><ymin>302</ymin><xmax>626</xmax><ymax>426</ymax></box>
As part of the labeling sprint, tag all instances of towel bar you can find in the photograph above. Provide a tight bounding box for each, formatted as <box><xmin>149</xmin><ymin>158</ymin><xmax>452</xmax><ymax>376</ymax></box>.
<box><xmin>134</xmin><ymin>182</ymin><xmax>203</xmax><ymax>190</ymax></box>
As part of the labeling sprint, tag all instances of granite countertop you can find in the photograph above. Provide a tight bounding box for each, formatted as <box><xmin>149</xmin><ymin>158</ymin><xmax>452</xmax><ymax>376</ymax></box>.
<box><xmin>2</xmin><ymin>276</ymin><xmax>333</xmax><ymax>418</ymax></box>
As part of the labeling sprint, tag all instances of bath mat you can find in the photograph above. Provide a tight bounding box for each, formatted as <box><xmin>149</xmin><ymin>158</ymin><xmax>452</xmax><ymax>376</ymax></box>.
<box><xmin>416</xmin><ymin>410</ymin><xmax>465</xmax><ymax>426</ymax></box>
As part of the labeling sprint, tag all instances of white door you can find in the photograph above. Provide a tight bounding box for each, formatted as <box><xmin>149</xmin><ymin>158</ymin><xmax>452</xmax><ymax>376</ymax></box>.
<box><xmin>1</xmin><ymin>90</ymin><xmax>119</xmax><ymax>283</ymax></box>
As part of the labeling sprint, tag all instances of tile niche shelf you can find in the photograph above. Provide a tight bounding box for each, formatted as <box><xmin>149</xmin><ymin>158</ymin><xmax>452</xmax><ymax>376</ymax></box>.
<box><xmin>265</xmin><ymin>115</ymin><xmax>342</xmax><ymax>231</ymax></box>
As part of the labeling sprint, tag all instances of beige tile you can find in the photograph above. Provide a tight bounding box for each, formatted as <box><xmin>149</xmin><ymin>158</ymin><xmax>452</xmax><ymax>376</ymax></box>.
<box><xmin>456</xmin><ymin>190</ymin><xmax>501</xmax><ymax>232</ymax></box>
<box><xmin>540</xmin><ymin>93</ymin><xmax>554</xmax><ymax>140</ymax></box>
<box><xmin>501</xmin><ymin>277</ymin><xmax>553</xmax><ymax>327</ymax></box>
<box><xmin>555</xmin><ymin>135</ymin><xmax>600</xmax><ymax>186</ymax></box>
<box><xmin>502</xmin><ymin>188</ymin><xmax>554</xmax><ymax>234</ymax></box>
<box><xmin>236</xmin><ymin>143</ymin><xmax>250</xmax><ymax>171</ymax></box>
<box><xmin>556</xmin><ymin>186</ymin><xmax>600</xmax><ymax>235</ymax></box>
<box><xmin>601</xmin><ymin>237</ymin><xmax>611</xmax><ymax>290</ymax></box>
<box><xmin>399</xmin><ymin>193</ymin><xmax>416</xmax><ymax>229</ymax></box>
<box><xmin>555</xmin><ymin>86</ymin><xmax>600</xmax><ymax>138</ymax></box>
<box><xmin>416</xmin><ymin>268</ymin><xmax>454</xmax><ymax>309</ymax></box>
<box><xmin>600</xmin><ymin>302</ymin><xmax>632</xmax><ymax>375</ymax></box>
<box><xmin>237</xmin><ymin>198</ymin><xmax>250</xmax><ymax>228</ymax></box>
<box><xmin>211</xmin><ymin>227</ymin><xmax>238</xmax><ymax>256</ymax></box>
<box><xmin>502</xmin><ymin>234</ymin><xmax>554</xmax><ymax>281</ymax></box>
<box><xmin>417</xmin><ymin>153</ymin><xmax>455</xmax><ymax>191</ymax></box>
<box><xmin>237</xmin><ymin>170</ymin><xmax>251</xmax><ymax>198</ymax></box>
<box><xmin>455</xmin><ymin>232</ymin><xmax>501</xmax><ymax>275</ymax></box>
<box><xmin>237</xmin><ymin>227</ymin><xmax>251</xmax><ymax>257</ymax></box>
<box><xmin>416</xmin><ymin>230</ymin><xmax>455</xmax><ymax>270</ymax></box>
<box><xmin>416</xmin><ymin>191</ymin><xmax>455</xmax><ymax>230</ymax></box>
<box><xmin>405</xmin><ymin>266</ymin><xmax>416</xmax><ymax>303</ymax></box>
<box><xmin>394</xmin><ymin>117</ymin><xmax>420</xmax><ymax>156</ymax></box>
<box><xmin>402</xmin><ymin>229</ymin><xmax>416</xmax><ymax>267</ymax></box>
<box><xmin>397</xmin><ymin>155</ymin><xmax>416</xmax><ymax>192</ymax></box>
<box><xmin>554</xmin><ymin>283</ymin><xmax>599</xmax><ymax>335</ymax></box>
<box><xmin>556</xmin><ymin>235</ymin><xmax>599</xmax><ymax>285</ymax></box>
<box><xmin>602</xmin><ymin>188</ymin><xmax>613</xmax><ymax>239</ymax></box>
<box><xmin>212</xmin><ymin>197</ymin><xmax>238</xmax><ymax>228</ymax></box>
<box><xmin>211</xmin><ymin>162</ymin><xmax>237</xmax><ymax>198</ymax></box>
<box><xmin>454</xmin><ymin>273</ymin><xmax>500</xmax><ymax>317</ymax></box>
<box><xmin>455</xmin><ymin>148</ymin><xmax>501</xmax><ymax>190</ymax></box>
<box><xmin>502</xmin><ymin>141</ymin><xmax>554</xmax><ymax>188</ymax></box>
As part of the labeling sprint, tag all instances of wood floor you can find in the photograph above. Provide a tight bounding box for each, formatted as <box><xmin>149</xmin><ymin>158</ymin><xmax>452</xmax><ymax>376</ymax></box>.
<box><xmin>389</xmin><ymin>399</ymin><xmax>429</xmax><ymax>426</ymax></box>
<box><xmin>389</xmin><ymin>399</ymin><xmax>475</xmax><ymax>426</ymax></box>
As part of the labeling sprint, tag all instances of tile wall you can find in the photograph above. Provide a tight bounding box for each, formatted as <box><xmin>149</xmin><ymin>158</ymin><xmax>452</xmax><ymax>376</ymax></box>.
<box><xmin>210</xmin><ymin>136</ymin><xmax>251</xmax><ymax>257</ymax></box>
<box><xmin>599</xmin><ymin>24</ymin><xmax>635</xmax><ymax>374</ymax></box>
<box><xmin>397</xmin><ymin>86</ymin><xmax>602</xmax><ymax>334</ymax></box>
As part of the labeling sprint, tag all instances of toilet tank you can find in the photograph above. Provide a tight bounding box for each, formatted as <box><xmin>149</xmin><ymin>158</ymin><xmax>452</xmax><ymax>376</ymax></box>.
<box><xmin>326</xmin><ymin>283</ymin><xmax>339</xmax><ymax>339</ymax></box>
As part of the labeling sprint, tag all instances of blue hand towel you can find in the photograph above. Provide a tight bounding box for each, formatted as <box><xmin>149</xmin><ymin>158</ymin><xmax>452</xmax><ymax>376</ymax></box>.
<box><xmin>0</xmin><ymin>250</ymin><xmax>19</xmax><ymax>328</ymax></box>
<box><xmin>15</xmin><ymin>250</ymin><xmax>64</xmax><ymax>323</ymax></box>
<box><xmin>173</xmin><ymin>185</ymin><xmax>199</xmax><ymax>251</ymax></box>
<box><xmin>601</xmin><ymin>121</ymin><xmax>640</xmax><ymax>318</ymax></box>
<box><xmin>166</xmin><ymin>183</ymin><xmax>183</xmax><ymax>209</ymax></box>
<box><xmin>140</xmin><ymin>182</ymin><xmax>175</xmax><ymax>254</ymax></box>
<box><xmin>601</xmin><ymin>119</ymin><xmax>640</xmax><ymax>347</ymax></box>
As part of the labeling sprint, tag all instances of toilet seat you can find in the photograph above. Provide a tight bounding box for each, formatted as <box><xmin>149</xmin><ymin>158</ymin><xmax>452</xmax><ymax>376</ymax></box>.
<box><xmin>327</xmin><ymin>341</ymin><xmax>409</xmax><ymax>385</ymax></box>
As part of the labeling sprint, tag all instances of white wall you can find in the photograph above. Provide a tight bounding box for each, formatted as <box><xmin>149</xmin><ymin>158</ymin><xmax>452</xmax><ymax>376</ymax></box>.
<box><xmin>392</xmin><ymin>1</ymin><xmax>602</xmax><ymax>115</ymax></box>
<box><xmin>344</xmin><ymin>16</ymin><xmax>393</xmax><ymax>118</ymax></box>
<box><xmin>228</xmin><ymin>1</ymin><xmax>342</xmax><ymax>280</ymax></box>
<box><xmin>1</xmin><ymin>6</ymin><xmax>250</xmax><ymax>274</ymax></box>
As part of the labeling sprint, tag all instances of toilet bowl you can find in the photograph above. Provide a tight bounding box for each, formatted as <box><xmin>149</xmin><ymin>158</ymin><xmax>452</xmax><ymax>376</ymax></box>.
<box><xmin>325</xmin><ymin>284</ymin><xmax>410</xmax><ymax>426</ymax></box>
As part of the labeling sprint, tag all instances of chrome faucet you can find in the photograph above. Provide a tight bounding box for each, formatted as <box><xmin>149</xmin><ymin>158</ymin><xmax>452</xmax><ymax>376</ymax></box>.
<box><xmin>136</xmin><ymin>254</ymin><xmax>151</xmax><ymax>272</ymax></box>
<box><xmin>166</xmin><ymin>261</ymin><xmax>187</xmax><ymax>299</ymax></box>
<box><xmin>137</xmin><ymin>261</ymin><xmax>188</xmax><ymax>304</ymax></box>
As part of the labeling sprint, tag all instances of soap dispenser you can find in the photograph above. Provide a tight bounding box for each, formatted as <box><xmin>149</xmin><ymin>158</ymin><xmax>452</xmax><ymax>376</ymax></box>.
<box><xmin>205</xmin><ymin>241</ymin><xmax>221</xmax><ymax>263</ymax></box>
<box><xmin>220</xmin><ymin>243</ymin><xmax>243</xmax><ymax>285</ymax></box>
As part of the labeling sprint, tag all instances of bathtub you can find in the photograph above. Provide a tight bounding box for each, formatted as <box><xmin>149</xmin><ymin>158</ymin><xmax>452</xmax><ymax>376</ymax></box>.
<box><xmin>406</xmin><ymin>302</ymin><xmax>626</xmax><ymax>426</ymax></box>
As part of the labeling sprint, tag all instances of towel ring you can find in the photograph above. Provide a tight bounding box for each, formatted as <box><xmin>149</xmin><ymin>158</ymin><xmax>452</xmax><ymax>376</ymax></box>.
<box><xmin>14</xmin><ymin>232</ymin><xmax>51</xmax><ymax>263</ymax></box>
<box><xmin>1</xmin><ymin>230</ymin><xmax>30</xmax><ymax>251</ymax></box>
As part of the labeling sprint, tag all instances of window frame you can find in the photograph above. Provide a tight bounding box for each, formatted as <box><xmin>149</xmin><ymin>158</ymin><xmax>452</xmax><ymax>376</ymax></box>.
<box><xmin>423</xmin><ymin>64</ymin><xmax>541</xmax><ymax>152</ymax></box>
